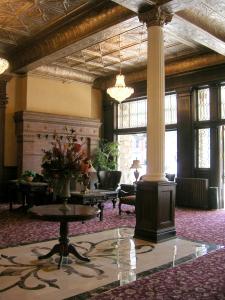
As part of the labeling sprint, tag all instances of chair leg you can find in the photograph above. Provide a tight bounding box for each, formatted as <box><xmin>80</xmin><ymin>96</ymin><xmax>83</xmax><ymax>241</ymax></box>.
<box><xmin>118</xmin><ymin>201</ymin><xmax>122</xmax><ymax>215</ymax></box>
<box><xmin>112</xmin><ymin>198</ymin><xmax>116</xmax><ymax>209</ymax></box>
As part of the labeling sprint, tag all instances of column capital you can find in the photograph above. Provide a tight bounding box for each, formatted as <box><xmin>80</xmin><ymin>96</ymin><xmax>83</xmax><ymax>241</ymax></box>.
<box><xmin>138</xmin><ymin>6</ymin><xmax>172</xmax><ymax>28</ymax></box>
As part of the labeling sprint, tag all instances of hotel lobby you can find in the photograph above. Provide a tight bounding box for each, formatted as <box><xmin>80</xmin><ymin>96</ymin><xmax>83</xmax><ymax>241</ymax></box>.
<box><xmin>1</xmin><ymin>0</ymin><xmax>225</xmax><ymax>299</ymax></box>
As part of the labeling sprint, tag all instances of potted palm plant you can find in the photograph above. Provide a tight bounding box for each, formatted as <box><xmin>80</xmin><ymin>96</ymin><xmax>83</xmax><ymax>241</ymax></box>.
<box><xmin>92</xmin><ymin>139</ymin><xmax>119</xmax><ymax>171</ymax></box>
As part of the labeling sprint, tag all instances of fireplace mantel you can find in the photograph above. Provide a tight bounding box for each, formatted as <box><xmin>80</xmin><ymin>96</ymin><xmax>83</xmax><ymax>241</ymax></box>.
<box><xmin>14</xmin><ymin>111</ymin><xmax>101</xmax><ymax>175</ymax></box>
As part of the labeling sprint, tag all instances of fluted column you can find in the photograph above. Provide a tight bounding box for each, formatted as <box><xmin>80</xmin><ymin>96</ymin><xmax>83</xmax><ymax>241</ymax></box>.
<box><xmin>134</xmin><ymin>8</ymin><xmax>176</xmax><ymax>243</ymax></box>
<box><xmin>139</xmin><ymin>7</ymin><xmax>172</xmax><ymax>181</ymax></box>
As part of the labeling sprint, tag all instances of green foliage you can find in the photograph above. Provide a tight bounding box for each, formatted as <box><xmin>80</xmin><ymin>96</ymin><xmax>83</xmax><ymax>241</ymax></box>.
<box><xmin>22</xmin><ymin>170</ymin><xmax>36</xmax><ymax>178</ymax></box>
<box><xmin>19</xmin><ymin>170</ymin><xmax>36</xmax><ymax>182</ymax></box>
<box><xmin>92</xmin><ymin>140</ymin><xmax>119</xmax><ymax>171</ymax></box>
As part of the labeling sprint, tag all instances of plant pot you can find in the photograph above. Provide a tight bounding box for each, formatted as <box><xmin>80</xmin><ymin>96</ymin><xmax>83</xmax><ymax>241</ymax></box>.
<box><xmin>26</xmin><ymin>176</ymin><xmax>34</xmax><ymax>182</ymax></box>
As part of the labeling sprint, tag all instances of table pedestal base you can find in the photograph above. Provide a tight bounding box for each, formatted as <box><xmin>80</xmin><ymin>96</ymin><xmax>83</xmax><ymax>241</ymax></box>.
<box><xmin>38</xmin><ymin>220</ymin><xmax>89</xmax><ymax>269</ymax></box>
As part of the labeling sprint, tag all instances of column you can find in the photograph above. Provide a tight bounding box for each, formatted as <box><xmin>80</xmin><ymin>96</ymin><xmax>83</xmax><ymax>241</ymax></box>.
<box><xmin>139</xmin><ymin>7</ymin><xmax>172</xmax><ymax>181</ymax></box>
<box><xmin>134</xmin><ymin>7</ymin><xmax>176</xmax><ymax>243</ymax></box>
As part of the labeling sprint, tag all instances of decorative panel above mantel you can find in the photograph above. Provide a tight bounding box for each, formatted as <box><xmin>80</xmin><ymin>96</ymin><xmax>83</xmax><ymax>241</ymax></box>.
<box><xmin>14</xmin><ymin>111</ymin><xmax>101</xmax><ymax>175</ymax></box>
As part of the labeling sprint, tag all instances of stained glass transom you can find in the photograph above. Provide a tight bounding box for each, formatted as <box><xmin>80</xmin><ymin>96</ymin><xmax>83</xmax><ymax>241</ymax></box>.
<box><xmin>118</xmin><ymin>94</ymin><xmax>177</xmax><ymax>129</ymax></box>
<box><xmin>165</xmin><ymin>94</ymin><xmax>177</xmax><ymax>124</ymax></box>
<box><xmin>197</xmin><ymin>88</ymin><xmax>210</xmax><ymax>121</ymax></box>
<box><xmin>198</xmin><ymin>128</ymin><xmax>210</xmax><ymax>168</ymax></box>
<box><xmin>118</xmin><ymin>99</ymin><xmax>147</xmax><ymax>129</ymax></box>
<box><xmin>221</xmin><ymin>86</ymin><xmax>225</xmax><ymax>119</ymax></box>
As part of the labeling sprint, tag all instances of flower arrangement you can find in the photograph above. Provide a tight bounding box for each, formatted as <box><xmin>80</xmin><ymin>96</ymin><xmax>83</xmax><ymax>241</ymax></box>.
<box><xmin>78</xmin><ymin>158</ymin><xmax>93</xmax><ymax>193</ymax></box>
<box><xmin>41</xmin><ymin>127</ymin><xmax>88</xmax><ymax>198</ymax></box>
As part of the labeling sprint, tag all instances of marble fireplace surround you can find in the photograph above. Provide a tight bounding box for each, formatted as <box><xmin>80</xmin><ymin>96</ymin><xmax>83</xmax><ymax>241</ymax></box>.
<box><xmin>14</xmin><ymin>111</ymin><xmax>101</xmax><ymax>176</ymax></box>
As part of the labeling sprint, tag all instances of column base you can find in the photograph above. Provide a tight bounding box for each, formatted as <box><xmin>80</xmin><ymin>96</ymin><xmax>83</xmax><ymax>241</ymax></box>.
<box><xmin>134</xmin><ymin>180</ymin><xmax>176</xmax><ymax>243</ymax></box>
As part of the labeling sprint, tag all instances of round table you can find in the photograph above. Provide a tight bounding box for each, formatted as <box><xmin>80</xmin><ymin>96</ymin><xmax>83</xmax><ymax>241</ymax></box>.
<box><xmin>28</xmin><ymin>204</ymin><xmax>99</xmax><ymax>269</ymax></box>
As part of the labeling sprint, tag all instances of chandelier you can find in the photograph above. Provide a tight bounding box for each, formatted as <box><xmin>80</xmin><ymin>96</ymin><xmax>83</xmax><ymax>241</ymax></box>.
<box><xmin>106</xmin><ymin>36</ymin><xmax>134</xmax><ymax>103</ymax></box>
<box><xmin>107</xmin><ymin>74</ymin><xmax>134</xmax><ymax>103</ymax></box>
<box><xmin>0</xmin><ymin>58</ymin><xmax>9</xmax><ymax>74</ymax></box>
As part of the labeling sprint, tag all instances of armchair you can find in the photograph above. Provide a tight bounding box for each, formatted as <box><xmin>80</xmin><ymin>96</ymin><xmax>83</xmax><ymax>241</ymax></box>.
<box><xmin>118</xmin><ymin>184</ymin><xmax>136</xmax><ymax>215</ymax></box>
<box><xmin>95</xmin><ymin>170</ymin><xmax>122</xmax><ymax>208</ymax></box>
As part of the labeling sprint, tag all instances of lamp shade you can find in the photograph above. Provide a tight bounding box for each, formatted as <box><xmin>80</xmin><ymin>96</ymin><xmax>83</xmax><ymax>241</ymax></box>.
<box><xmin>130</xmin><ymin>159</ymin><xmax>141</xmax><ymax>169</ymax></box>
<box><xmin>107</xmin><ymin>74</ymin><xmax>134</xmax><ymax>102</ymax></box>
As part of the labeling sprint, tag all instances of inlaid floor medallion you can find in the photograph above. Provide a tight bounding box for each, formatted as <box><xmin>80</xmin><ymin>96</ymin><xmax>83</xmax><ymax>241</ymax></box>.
<box><xmin>0</xmin><ymin>228</ymin><xmax>220</xmax><ymax>300</ymax></box>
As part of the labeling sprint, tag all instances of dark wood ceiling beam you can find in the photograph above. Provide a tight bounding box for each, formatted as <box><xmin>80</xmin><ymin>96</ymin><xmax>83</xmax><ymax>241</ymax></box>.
<box><xmin>10</xmin><ymin>2</ymin><xmax>135</xmax><ymax>73</ymax></box>
<box><xmin>110</xmin><ymin>0</ymin><xmax>156</xmax><ymax>13</ymax></box>
<box><xmin>95</xmin><ymin>52</ymin><xmax>225</xmax><ymax>88</ymax></box>
<box><xmin>111</xmin><ymin>0</ymin><xmax>199</xmax><ymax>13</ymax></box>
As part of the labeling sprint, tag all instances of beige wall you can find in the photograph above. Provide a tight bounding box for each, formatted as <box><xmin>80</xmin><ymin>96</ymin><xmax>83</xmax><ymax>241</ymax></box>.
<box><xmin>91</xmin><ymin>88</ymin><xmax>103</xmax><ymax>120</ymax></box>
<box><xmin>27</xmin><ymin>76</ymin><xmax>93</xmax><ymax>117</ymax></box>
<box><xmin>5</xmin><ymin>76</ymin><xmax>27</xmax><ymax>166</ymax></box>
<box><xmin>5</xmin><ymin>74</ymin><xmax>103</xmax><ymax>166</ymax></box>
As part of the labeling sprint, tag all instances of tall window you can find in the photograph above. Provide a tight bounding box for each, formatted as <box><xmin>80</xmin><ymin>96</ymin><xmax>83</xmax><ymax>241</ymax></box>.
<box><xmin>197</xmin><ymin>88</ymin><xmax>210</xmax><ymax>121</ymax></box>
<box><xmin>165</xmin><ymin>131</ymin><xmax>177</xmax><ymax>174</ymax></box>
<box><xmin>117</xmin><ymin>93</ymin><xmax>177</xmax><ymax>183</ymax></box>
<box><xmin>195</xmin><ymin>88</ymin><xmax>210</xmax><ymax>169</ymax></box>
<box><xmin>165</xmin><ymin>94</ymin><xmax>177</xmax><ymax>124</ymax></box>
<box><xmin>221</xmin><ymin>85</ymin><xmax>225</xmax><ymax>119</ymax></box>
<box><xmin>118</xmin><ymin>134</ymin><xmax>146</xmax><ymax>184</ymax></box>
<box><xmin>197</xmin><ymin>128</ymin><xmax>210</xmax><ymax>168</ymax></box>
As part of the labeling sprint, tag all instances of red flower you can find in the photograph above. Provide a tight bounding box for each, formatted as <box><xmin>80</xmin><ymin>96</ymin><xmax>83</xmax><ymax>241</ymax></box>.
<box><xmin>74</xmin><ymin>143</ymin><xmax>82</xmax><ymax>153</ymax></box>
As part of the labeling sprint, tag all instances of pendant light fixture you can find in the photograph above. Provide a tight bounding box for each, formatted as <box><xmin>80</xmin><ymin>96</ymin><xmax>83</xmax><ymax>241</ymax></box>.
<box><xmin>0</xmin><ymin>58</ymin><xmax>9</xmax><ymax>74</ymax></box>
<box><xmin>107</xmin><ymin>36</ymin><xmax>134</xmax><ymax>103</ymax></box>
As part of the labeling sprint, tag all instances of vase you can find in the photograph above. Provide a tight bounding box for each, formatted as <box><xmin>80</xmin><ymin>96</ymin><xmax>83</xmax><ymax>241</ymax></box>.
<box><xmin>57</xmin><ymin>177</ymin><xmax>71</xmax><ymax>212</ymax></box>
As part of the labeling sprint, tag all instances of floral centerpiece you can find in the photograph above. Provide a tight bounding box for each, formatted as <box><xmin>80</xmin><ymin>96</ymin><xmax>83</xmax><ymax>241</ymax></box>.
<box><xmin>78</xmin><ymin>158</ymin><xmax>93</xmax><ymax>193</ymax></box>
<box><xmin>41</xmin><ymin>127</ymin><xmax>87</xmax><ymax>210</ymax></box>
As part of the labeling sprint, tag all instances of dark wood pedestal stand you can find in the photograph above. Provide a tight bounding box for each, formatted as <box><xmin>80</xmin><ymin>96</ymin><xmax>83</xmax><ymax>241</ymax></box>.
<box><xmin>134</xmin><ymin>180</ymin><xmax>176</xmax><ymax>243</ymax></box>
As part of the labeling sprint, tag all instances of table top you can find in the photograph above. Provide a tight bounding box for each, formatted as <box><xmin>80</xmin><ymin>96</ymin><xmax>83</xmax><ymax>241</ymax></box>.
<box><xmin>28</xmin><ymin>204</ymin><xmax>100</xmax><ymax>222</ymax></box>
<box><xmin>8</xmin><ymin>179</ymin><xmax>48</xmax><ymax>187</ymax></box>
<box><xmin>70</xmin><ymin>189</ymin><xmax>117</xmax><ymax>198</ymax></box>
<box><xmin>70</xmin><ymin>190</ymin><xmax>106</xmax><ymax>199</ymax></box>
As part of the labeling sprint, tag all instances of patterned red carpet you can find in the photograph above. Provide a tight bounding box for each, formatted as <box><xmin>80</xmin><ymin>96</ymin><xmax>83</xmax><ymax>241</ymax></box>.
<box><xmin>1</xmin><ymin>203</ymin><xmax>225</xmax><ymax>299</ymax></box>
<box><xmin>91</xmin><ymin>248</ymin><xmax>225</xmax><ymax>300</ymax></box>
<box><xmin>1</xmin><ymin>203</ymin><xmax>225</xmax><ymax>248</ymax></box>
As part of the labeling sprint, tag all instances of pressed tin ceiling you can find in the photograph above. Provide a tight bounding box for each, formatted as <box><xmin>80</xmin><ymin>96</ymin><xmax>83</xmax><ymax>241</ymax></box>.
<box><xmin>0</xmin><ymin>0</ymin><xmax>225</xmax><ymax>84</ymax></box>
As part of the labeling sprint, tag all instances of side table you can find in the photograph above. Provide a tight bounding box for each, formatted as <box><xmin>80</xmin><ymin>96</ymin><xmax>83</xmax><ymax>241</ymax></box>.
<box><xmin>28</xmin><ymin>204</ymin><xmax>99</xmax><ymax>269</ymax></box>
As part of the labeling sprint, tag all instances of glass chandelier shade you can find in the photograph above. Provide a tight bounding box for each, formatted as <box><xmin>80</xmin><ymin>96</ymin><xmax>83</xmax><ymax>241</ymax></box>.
<box><xmin>107</xmin><ymin>74</ymin><xmax>134</xmax><ymax>103</ymax></box>
<box><xmin>0</xmin><ymin>58</ymin><xmax>9</xmax><ymax>74</ymax></box>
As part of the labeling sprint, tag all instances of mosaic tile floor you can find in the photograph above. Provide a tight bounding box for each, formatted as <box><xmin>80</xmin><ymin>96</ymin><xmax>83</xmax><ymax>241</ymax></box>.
<box><xmin>0</xmin><ymin>228</ymin><xmax>221</xmax><ymax>300</ymax></box>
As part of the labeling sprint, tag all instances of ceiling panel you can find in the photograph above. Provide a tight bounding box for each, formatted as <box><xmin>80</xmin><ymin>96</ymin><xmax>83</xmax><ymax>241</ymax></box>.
<box><xmin>0</xmin><ymin>0</ymin><xmax>224</xmax><ymax>82</ymax></box>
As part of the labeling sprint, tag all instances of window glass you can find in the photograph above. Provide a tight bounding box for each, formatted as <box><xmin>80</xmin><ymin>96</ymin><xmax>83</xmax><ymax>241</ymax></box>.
<box><xmin>198</xmin><ymin>128</ymin><xmax>210</xmax><ymax>168</ymax></box>
<box><xmin>165</xmin><ymin>131</ymin><xmax>177</xmax><ymax>175</ymax></box>
<box><xmin>221</xmin><ymin>85</ymin><xmax>225</xmax><ymax>119</ymax></box>
<box><xmin>197</xmin><ymin>88</ymin><xmax>210</xmax><ymax>121</ymax></box>
<box><xmin>118</xmin><ymin>134</ymin><xmax>147</xmax><ymax>184</ymax></box>
<box><xmin>165</xmin><ymin>94</ymin><xmax>177</xmax><ymax>124</ymax></box>
<box><xmin>118</xmin><ymin>99</ymin><xmax>147</xmax><ymax>129</ymax></box>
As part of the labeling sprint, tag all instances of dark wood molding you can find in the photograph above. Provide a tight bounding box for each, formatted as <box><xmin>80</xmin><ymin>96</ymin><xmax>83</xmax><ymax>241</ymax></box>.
<box><xmin>176</xmin><ymin>87</ymin><xmax>194</xmax><ymax>178</ymax></box>
<box><xmin>134</xmin><ymin>180</ymin><xmax>176</xmax><ymax>243</ymax></box>
<box><xmin>0</xmin><ymin>78</ymin><xmax>11</xmax><ymax>200</ymax></box>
